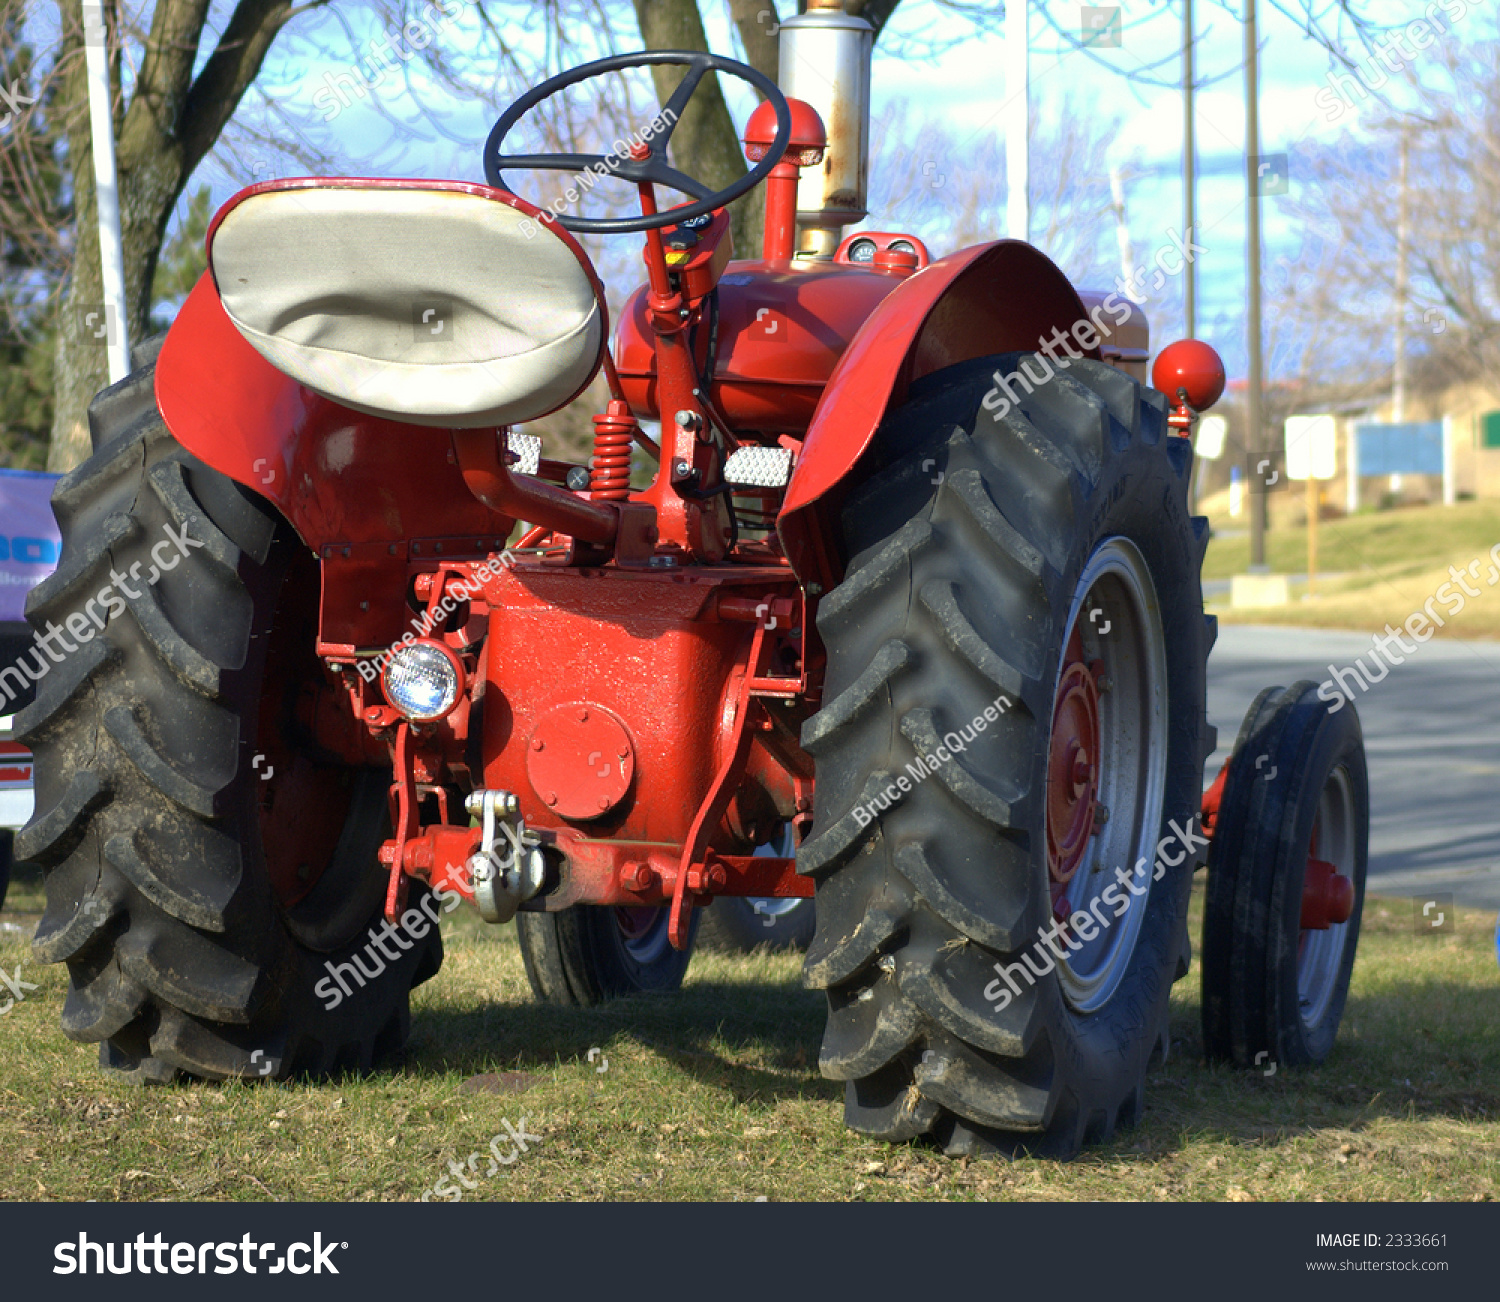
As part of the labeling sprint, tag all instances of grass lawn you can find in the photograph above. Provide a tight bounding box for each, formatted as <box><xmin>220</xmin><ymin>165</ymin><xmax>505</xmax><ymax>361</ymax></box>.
<box><xmin>1202</xmin><ymin>499</ymin><xmax>1500</xmax><ymax>637</ymax></box>
<box><xmin>1</xmin><ymin>861</ymin><xmax>1496</xmax><ymax>1203</ymax></box>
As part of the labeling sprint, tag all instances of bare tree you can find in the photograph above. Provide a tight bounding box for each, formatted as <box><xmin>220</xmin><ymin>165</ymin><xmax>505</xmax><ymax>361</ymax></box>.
<box><xmin>869</xmin><ymin>99</ymin><xmax>1158</xmax><ymax>302</ymax></box>
<box><xmin>44</xmin><ymin>0</ymin><xmax>359</xmax><ymax>471</ymax></box>
<box><xmin>1269</xmin><ymin>14</ymin><xmax>1500</xmax><ymax>412</ymax></box>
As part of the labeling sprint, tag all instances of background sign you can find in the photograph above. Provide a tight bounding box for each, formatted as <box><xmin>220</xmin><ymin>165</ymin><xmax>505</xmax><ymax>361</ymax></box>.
<box><xmin>0</xmin><ymin>470</ymin><xmax>62</xmax><ymax>624</ymax></box>
<box><xmin>1354</xmin><ymin>420</ymin><xmax>1444</xmax><ymax>476</ymax></box>
<box><xmin>1195</xmin><ymin>413</ymin><xmax>1227</xmax><ymax>460</ymax></box>
<box><xmin>1284</xmin><ymin>414</ymin><xmax>1337</xmax><ymax>480</ymax></box>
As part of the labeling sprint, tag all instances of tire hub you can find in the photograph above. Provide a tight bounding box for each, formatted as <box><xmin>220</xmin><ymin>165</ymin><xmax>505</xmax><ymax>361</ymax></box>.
<box><xmin>1047</xmin><ymin>633</ymin><xmax>1101</xmax><ymax>909</ymax></box>
<box><xmin>1049</xmin><ymin>538</ymin><xmax>1170</xmax><ymax>1014</ymax></box>
<box><xmin>1296</xmin><ymin>767</ymin><xmax>1358</xmax><ymax>1029</ymax></box>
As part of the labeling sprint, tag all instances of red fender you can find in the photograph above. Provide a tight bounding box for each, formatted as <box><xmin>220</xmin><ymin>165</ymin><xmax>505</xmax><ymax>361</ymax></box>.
<box><xmin>154</xmin><ymin>277</ymin><xmax>516</xmax><ymax>650</ymax></box>
<box><xmin>155</xmin><ymin>275</ymin><xmax>515</xmax><ymax>552</ymax></box>
<box><xmin>777</xmin><ymin>239</ymin><xmax>1146</xmax><ymax>590</ymax></box>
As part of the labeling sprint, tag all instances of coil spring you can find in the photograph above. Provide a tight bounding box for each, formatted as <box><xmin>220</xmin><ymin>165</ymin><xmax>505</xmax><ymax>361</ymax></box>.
<box><xmin>589</xmin><ymin>413</ymin><xmax>632</xmax><ymax>500</ymax></box>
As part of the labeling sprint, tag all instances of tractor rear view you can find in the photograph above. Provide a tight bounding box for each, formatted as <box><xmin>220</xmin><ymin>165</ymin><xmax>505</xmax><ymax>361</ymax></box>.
<box><xmin>19</xmin><ymin>0</ymin><xmax>1367</xmax><ymax>1157</ymax></box>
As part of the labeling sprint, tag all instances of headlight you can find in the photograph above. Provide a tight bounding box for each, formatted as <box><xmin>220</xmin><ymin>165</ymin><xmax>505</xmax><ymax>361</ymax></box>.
<box><xmin>382</xmin><ymin>641</ymin><xmax>463</xmax><ymax>722</ymax></box>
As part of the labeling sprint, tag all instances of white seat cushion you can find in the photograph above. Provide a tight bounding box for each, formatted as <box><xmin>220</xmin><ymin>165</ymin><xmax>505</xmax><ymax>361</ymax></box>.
<box><xmin>209</xmin><ymin>182</ymin><xmax>603</xmax><ymax>428</ymax></box>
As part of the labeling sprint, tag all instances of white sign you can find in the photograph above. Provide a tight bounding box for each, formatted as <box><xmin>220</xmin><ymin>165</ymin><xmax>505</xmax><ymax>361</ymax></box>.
<box><xmin>1195</xmin><ymin>414</ymin><xmax>1227</xmax><ymax>460</ymax></box>
<box><xmin>1284</xmin><ymin>414</ymin><xmax>1337</xmax><ymax>480</ymax></box>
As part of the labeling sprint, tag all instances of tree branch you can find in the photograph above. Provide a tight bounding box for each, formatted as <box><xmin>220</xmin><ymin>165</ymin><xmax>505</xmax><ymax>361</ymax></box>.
<box><xmin>178</xmin><ymin>0</ymin><xmax>330</xmax><ymax>175</ymax></box>
<box><xmin>727</xmin><ymin>0</ymin><xmax>778</xmax><ymax>83</ymax></box>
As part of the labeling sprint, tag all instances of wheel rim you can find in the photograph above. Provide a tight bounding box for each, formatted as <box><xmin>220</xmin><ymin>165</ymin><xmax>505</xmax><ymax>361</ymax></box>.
<box><xmin>1297</xmin><ymin>765</ymin><xmax>1356</xmax><ymax>1029</ymax></box>
<box><xmin>1049</xmin><ymin>537</ymin><xmax>1170</xmax><ymax>1014</ymax></box>
<box><xmin>613</xmin><ymin>906</ymin><xmax>674</xmax><ymax>965</ymax></box>
<box><xmin>748</xmin><ymin>823</ymin><xmax>799</xmax><ymax>919</ymax></box>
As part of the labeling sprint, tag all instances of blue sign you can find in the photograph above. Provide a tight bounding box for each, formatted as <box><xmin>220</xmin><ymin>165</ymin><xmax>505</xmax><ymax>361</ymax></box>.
<box><xmin>1354</xmin><ymin>421</ymin><xmax>1444</xmax><ymax>476</ymax></box>
<box><xmin>0</xmin><ymin>469</ymin><xmax>62</xmax><ymax>623</ymax></box>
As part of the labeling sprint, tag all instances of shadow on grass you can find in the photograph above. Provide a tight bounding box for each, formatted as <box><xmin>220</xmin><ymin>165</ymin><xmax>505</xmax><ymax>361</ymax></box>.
<box><xmin>1145</xmin><ymin>982</ymin><xmax>1500</xmax><ymax>1152</ymax></box>
<box><xmin>404</xmin><ymin>978</ymin><xmax>836</xmax><ymax>1107</ymax></box>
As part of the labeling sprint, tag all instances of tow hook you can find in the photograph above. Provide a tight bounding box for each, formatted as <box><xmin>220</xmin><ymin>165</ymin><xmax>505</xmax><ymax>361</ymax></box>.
<box><xmin>465</xmin><ymin>790</ymin><xmax>547</xmax><ymax>924</ymax></box>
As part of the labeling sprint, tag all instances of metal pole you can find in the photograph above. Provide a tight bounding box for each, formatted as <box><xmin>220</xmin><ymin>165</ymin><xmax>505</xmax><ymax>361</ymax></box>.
<box><xmin>1183</xmin><ymin>0</ymin><xmax>1199</xmax><ymax>512</ymax></box>
<box><xmin>1306</xmin><ymin>473</ymin><xmax>1317</xmax><ymax>595</ymax></box>
<box><xmin>1442</xmin><ymin>413</ymin><xmax>1455</xmax><ymax>506</ymax></box>
<box><xmin>1391</xmin><ymin>131</ymin><xmax>1409</xmax><ymax>497</ymax></box>
<box><xmin>1183</xmin><ymin>0</ymin><xmax>1196</xmax><ymax>339</ymax></box>
<box><xmin>1005</xmin><ymin>0</ymin><xmax>1029</xmax><ymax>241</ymax></box>
<box><xmin>82</xmin><ymin>2</ymin><xmax>130</xmax><ymax>382</ymax></box>
<box><xmin>1245</xmin><ymin>0</ymin><xmax>1266</xmax><ymax>570</ymax></box>
<box><xmin>1109</xmin><ymin>166</ymin><xmax>1135</xmax><ymax>292</ymax></box>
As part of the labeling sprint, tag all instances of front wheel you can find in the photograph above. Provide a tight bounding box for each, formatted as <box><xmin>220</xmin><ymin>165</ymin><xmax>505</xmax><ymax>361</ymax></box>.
<box><xmin>517</xmin><ymin>905</ymin><xmax>699</xmax><ymax>1005</ymax></box>
<box><xmin>799</xmin><ymin>354</ymin><xmax>1214</xmax><ymax>1157</ymax></box>
<box><xmin>697</xmin><ymin>826</ymin><xmax>816</xmax><ymax>953</ymax></box>
<box><xmin>1202</xmin><ymin>682</ymin><xmax>1368</xmax><ymax>1068</ymax></box>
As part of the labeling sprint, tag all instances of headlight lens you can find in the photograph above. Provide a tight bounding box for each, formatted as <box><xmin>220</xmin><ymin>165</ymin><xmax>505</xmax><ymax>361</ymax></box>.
<box><xmin>382</xmin><ymin>641</ymin><xmax>461</xmax><ymax>721</ymax></box>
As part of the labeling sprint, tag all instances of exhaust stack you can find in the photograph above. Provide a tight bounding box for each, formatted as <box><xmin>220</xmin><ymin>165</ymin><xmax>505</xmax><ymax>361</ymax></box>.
<box><xmin>777</xmin><ymin>0</ymin><xmax>873</xmax><ymax>258</ymax></box>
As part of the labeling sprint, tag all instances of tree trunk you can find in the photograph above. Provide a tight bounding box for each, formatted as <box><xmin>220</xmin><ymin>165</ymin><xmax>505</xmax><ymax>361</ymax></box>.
<box><xmin>631</xmin><ymin>0</ymin><xmax>765</xmax><ymax>258</ymax></box>
<box><xmin>48</xmin><ymin>0</ymin><xmax>316</xmax><ymax>472</ymax></box>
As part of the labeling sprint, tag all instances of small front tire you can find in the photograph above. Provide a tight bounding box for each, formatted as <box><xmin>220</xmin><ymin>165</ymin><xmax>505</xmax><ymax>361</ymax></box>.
<box><xmin>517</xmin><ymin>905</ymin><xmax>699</xmax><ymax>1005</ymax></box>
<box><xmin>1202</xmin><ymin>681</ymin><xmax>1369</xmax><ymax>1068</ymax></box>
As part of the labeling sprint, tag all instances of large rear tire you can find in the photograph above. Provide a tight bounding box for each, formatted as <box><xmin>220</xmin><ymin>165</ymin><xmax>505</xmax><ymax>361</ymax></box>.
<box><xmin>799</xmin><ymin>354</ymin><xmax>1214</xmax><ymax>1157</ymax></box>
<box><xmin>16</xmin><ymin>362</ymin><xmax>440</xmax><ymax>1081</ymax></box>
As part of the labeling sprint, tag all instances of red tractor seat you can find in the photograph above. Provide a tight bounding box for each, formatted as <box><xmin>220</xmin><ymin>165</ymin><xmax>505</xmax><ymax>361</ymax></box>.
<box><xmin>207</xmin><ymin>179</ymin><xmax>605</xmax><ymax>428</ymax></box>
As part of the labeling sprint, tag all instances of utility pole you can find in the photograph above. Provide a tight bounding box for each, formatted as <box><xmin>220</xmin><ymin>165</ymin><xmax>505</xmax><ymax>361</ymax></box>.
<box><xmin>82</xmin><ymin>1</ymin><xmax>131</xmax><ymax>383</ymax></box>
<box><xmin>1245</xmin><ymin>0</ymin><xmax>1267</xmax><ymax>570</ymax></box>
<box><xmin>1391</xmin><ymin>131</ymin><xmax>1410</xmax><ymax>495</ymax></box>
<box><xmin>1109</xmin><ymin>166</ymin><xmax>1135</xmax><ymax>293</ymax></box>
<box><xmin>1005</xmin><ymin>0</ymin><xmax>1029</xmax><ymax>241</ymax></box>
<box><xmin>1183</xmin><ymin>0</ymin><xmax>1199</xmax><ymax>511</ymax></box>
<box><xmin>1183</xmin><ymin>0</ymin><xmax>1197</xmax><ymax>339</ymax></box>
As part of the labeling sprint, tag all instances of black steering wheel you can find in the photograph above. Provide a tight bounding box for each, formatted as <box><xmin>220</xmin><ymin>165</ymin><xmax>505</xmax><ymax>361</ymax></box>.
<box><xmin>484</xmin><ymin>49</ymin><xmax>792</xmax><ymax>235</ymax></box>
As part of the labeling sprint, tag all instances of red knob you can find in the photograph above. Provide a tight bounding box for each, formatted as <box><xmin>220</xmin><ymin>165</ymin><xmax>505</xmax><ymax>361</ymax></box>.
<box><xmin>1151</xmin><ymin>339</ymin><xmax>1225</xmax><ymax>413</ymax></box>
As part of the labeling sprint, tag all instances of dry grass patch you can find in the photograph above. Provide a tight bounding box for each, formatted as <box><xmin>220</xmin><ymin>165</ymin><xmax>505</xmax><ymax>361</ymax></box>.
<box><xmin>1</xmin><ymin>862</ymin><xmax>1496</xmax><ymax>1202</ymax></box>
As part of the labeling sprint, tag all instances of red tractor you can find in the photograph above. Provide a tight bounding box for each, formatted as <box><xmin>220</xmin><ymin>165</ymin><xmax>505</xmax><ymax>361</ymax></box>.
<box><xmin>17</xmin><ymin>7</ymin><xmax>1368</xmax><ymax>1157</ymax></box>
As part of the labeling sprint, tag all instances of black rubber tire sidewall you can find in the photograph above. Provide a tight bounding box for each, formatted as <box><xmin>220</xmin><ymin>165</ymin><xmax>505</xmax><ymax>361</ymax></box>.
<box><xmin>1204</xmin><ymin>683</ymin><xmax>1368</xmax><ymax>1069</ymax></box>
<box><xmin>517</xmin><ymin>905</ymin><xmax>699</xmax><ymax>1005</ymax></box>
<box><xmin>697</xmin><ymin>896</ymin><xmax>816</xmax><ymax>953</ymax></box>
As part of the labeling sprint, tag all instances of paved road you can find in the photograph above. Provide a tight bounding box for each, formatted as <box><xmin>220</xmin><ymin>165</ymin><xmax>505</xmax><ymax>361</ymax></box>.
<box><xmin>1208</xmin><ymin>624</ymin><xmax>1500</xmax><ymax>912</ymax></box>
